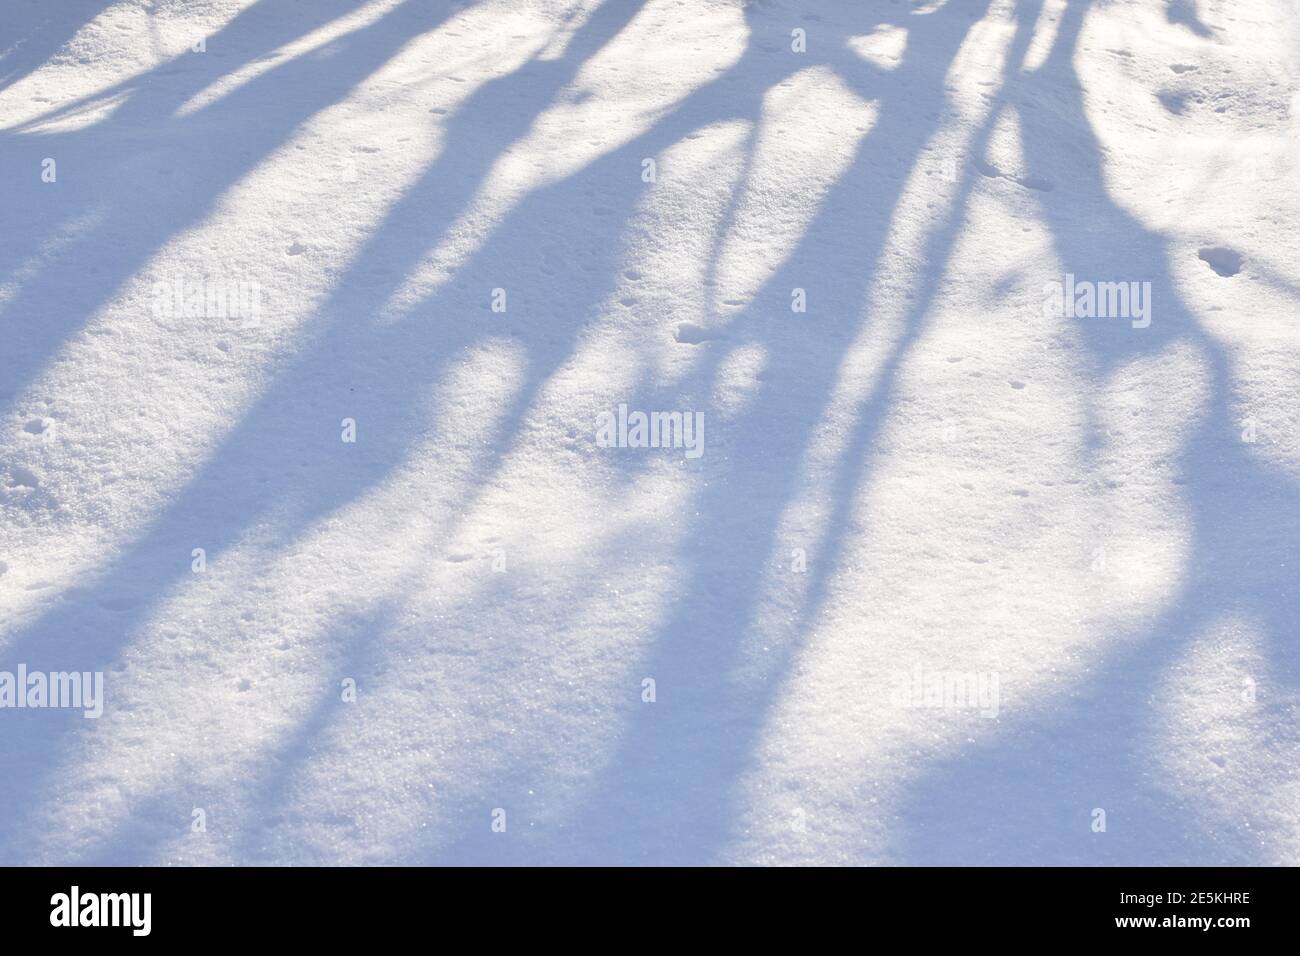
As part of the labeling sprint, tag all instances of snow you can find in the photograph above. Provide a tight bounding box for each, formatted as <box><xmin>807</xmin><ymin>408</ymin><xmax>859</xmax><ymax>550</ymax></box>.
<box><xmin>0</xmin><ymin>0</ymin><xmax>1297</xmax><ymax>865</ymax></box>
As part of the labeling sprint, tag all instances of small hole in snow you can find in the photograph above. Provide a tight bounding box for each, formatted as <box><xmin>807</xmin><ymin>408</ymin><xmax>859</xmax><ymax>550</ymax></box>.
<box><xmin>1198</xmin><ymin>246</ymin><xmax>1243</xmax><ymax>277</ymax></box>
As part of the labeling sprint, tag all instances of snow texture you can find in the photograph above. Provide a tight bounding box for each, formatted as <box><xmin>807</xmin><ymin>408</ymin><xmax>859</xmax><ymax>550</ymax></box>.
<box><xmin>0</xmin><ymin>0</ymin><xmax>1298</xmax><ymax>865</ymax></box>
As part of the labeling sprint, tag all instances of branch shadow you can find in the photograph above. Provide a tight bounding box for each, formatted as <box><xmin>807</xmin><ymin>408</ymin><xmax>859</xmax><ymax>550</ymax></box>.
<box><xmin>892</xmin><ymin>0</ymin><xmax>1300</xmax><ymax>865</ymax></box>
<box><xmin>0</xmin><ymin>0</ymin><xmax>105</xmax><ymax>93</ymax></box>
<box><xmin>0</xmin><ymin>0</ymin><xmax>660</xmax><ymax>863</ymax></box>
<box><xmin>424</xmin><ymin>0</ymin><xmax>1018</xmax><ymax>865</ymax></box>
<box><xmin>5</xmin><ymin>0</ymin><xmax>1289</xmax><ymax>868</ymax></box>
<box><xmin>0</xmin><ymin>0</ymin><xmax>453</xmax><ymax>408</ymax></box>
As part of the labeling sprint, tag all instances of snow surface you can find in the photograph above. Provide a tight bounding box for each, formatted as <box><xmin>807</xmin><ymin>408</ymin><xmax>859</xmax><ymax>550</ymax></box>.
<box><xmin>0</xmin><ymin>0</ymin><xmax>1297</xmax><ymax>865</ymax></box>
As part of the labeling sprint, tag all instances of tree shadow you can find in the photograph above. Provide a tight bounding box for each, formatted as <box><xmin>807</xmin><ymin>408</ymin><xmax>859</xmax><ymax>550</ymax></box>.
<box><xmin>0</xmin><ymin>0</ymin><xmax>474</xmax><ymax>861</ymax></box>
<box><xmin>0</xmin><ymin>0</ymin><xmax>657</xmax><ymax>863</ymax></box>
<box><xmin>423</xmin><ymin>0</ymin><xmax>1020</xmax><ymax>865</ymax></box>
<box><xmin>0</xmin><ymin>0</ymin><xmax>453</xmax><ymax>408</ymax></box>
<box><xmin>4</xmin><ymin>0</ymin><xmax>1290</xmax><ymax>867</ymax></box>
<box><xmin>1166</xmin><ymin>0</ymin><xmax>1214</xmax><ymax>39</ymax></box>
<box><xmin>0</xmin><ymin>0</ymin><xmax>105</xmax><ymax>93</ymax></box>
<box><xmin>5</xmin><ymin>0</ymin><xmax>989</xmax><ymax>864</ymax></box>
<box><xmin>891</xmin><ymin>0</ymin><xmax>1300</xmax><ymax>865</ymax></box>
<box><xmin>60</xmin><ymin>598</ymin><xmax>405</xmax><ymax>867</ymax></box>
